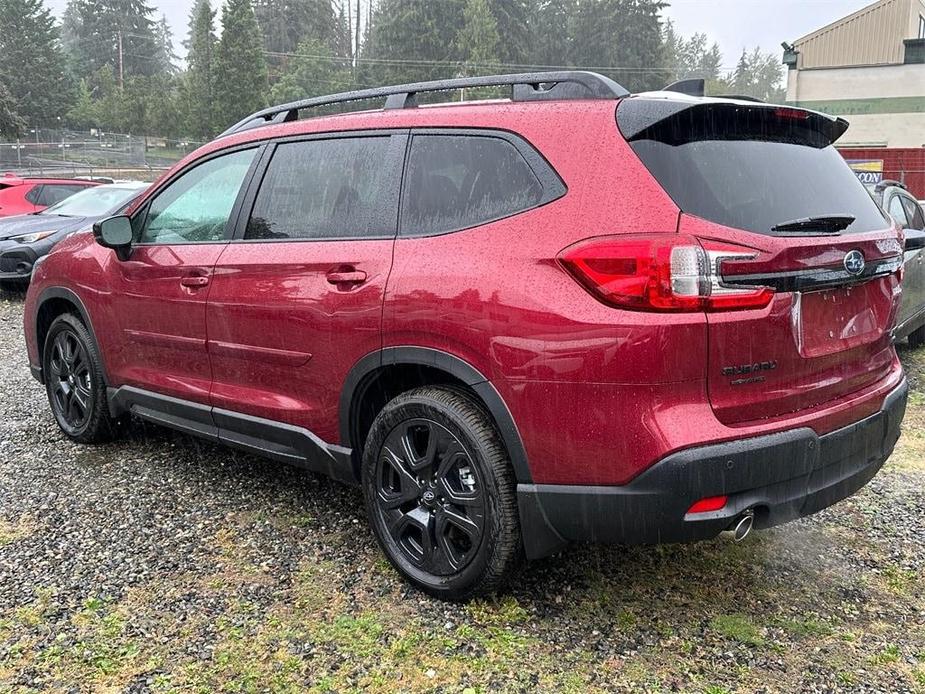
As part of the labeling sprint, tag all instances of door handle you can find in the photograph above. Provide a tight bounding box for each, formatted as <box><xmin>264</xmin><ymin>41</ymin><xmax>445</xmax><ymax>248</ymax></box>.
<box><xmin>180</xmin><ymin>275</ymin><xmax>210</xmax><ymax>288</ymax></box>
<box><xmin>326</xmin><ymin>269</ymin><xmax>367</xmax><ymax>286</ymax></box>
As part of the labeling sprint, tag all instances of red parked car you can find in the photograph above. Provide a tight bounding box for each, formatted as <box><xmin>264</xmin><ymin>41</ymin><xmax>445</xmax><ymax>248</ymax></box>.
<box><xmin>0</xmin><ymin>174</ymin><xmax>97</xmax><ymax>217</ymax></box>
<box><xmin>23</xmin><ymin>73</ymin><xmax>914</xmax><ymax>599</ymax></box>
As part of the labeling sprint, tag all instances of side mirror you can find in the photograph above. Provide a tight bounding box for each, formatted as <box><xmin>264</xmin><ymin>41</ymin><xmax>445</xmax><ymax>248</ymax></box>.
<box><xmin>905</xmin><ymin>229</ymin><xmax>925</xmax><ymax>252</ymax></box>
<box><xmin>93</xmin><ymin>215</ymin><xmax>133</xmax><ymax>260</ymax></box>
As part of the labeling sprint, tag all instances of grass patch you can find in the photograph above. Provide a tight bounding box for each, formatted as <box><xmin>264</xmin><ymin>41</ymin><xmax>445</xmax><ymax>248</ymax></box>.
<box><xmin>774</xmin><ymin>616</ymin><xmax>834</xmax><ymax>638</ymax></box>
<box><xmin>0</xmin><ymin>517</ymin><xmax>33</xmax><ymax>546</ymax></box>
<box><xmin>871</xmin><ymin>644</ymin><xmax>901</xmax><ymax>666</ymax></box>
<box><xmin>883</xmin><ymin>566</ymin><xmax>919</xmax><ymax>594</ymax></box>
<box><xmin>710</xmin><ymin>614</ymin><xmax>765</xmax><ymax>647</ymax></box>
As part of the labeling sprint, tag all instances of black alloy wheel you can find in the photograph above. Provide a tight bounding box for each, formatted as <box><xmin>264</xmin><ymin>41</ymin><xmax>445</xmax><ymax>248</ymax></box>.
<box><xmin>47</xmin><ymin>329</ymin><xmax>93</xmax><ymax>434</ymax></box>
<box><xmin>375</xmin><ymin>417</ymin><xmax>486</xmax><ymax>575</ymax></box>
<box><xmin>43</xmin><ymin>313</ymin><xmax>118</xmax><ymax>443</ymax></box>
<box><xmin>363</xmin><ymin>386</ymin><xmax>520</xmax><ymax>600</ymax></box>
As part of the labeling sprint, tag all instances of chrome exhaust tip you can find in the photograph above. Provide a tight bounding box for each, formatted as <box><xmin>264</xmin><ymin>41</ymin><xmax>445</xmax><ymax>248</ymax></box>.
<box><xmin>732</xmin><ymin>510</ymin><xmax>754</xmax><ymax>542</ymax></box>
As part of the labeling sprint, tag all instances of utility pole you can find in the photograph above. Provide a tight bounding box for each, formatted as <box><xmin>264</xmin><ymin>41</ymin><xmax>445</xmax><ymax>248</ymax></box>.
<box><xmin>355</xmin><ymin>0</ymin><xmax>361</xmax><ymax>66</ymax></box>
<box><xmin>117</xmin><ymin>31</ymin><xmax>124</xmax><ymax>89</ymax></box>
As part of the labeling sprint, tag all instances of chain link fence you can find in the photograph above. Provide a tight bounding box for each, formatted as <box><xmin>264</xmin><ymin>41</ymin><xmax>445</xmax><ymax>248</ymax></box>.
<box><xmin>0</xmin><ymin>128</ymin><xmax>207</xmax><ymax>181</ymax></box>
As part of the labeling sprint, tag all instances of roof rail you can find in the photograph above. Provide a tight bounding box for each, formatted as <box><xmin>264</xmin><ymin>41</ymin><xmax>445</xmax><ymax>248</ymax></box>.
<box><xmin>219</xmin><ymin>71</ymin><xmax>629</xmax><ymax>137</ymax></box>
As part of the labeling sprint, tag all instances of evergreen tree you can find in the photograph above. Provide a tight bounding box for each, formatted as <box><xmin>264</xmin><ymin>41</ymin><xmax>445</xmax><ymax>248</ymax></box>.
<box><xmin>663</xmin><ymin>20</ymin><xmax>723</xmax><ymax>88</ymax></box>
<box><xmin>571</xmin><ymin>0</ymin><xmax>668</xmax><ymax>92</ymax></box>
<box><xmin>213</xmin><ymin>0</ymin><xmax>268</xmax><ymax>131</ymax></box>
<box><xmin>66</xmin><ymin>78</ymin><xmax>99</xmax><ymax>129</ymax></box>
<box><xmin>183</xmin><ymin>0</ymin><xmax>217</xmax><ymax>139</ymax></box>
<box><xmin>731</xmin><ymin>48</ymin><xmax>751</xmax><ymax>95</ymax></box>
<box><xmin>458</xmin><ymin>0</ymin><xmax>501</xmax><ymax>75</ymax></box>
<box><xmin>255</xmin><ymin>0</ymin><xmax>335</xmax><ymax>55</ymax></box>
<box><xmin>0</xmin><ymin>81</ymin><xmax>25</xmax><ymax>138</ymax></box>
<box><xmin>270</xmin><ymin>36</ymin><xmax>352</xmax><ymax>103</ymax></box>
<box><xmin>361</xmin><ymin>0</ymin><xmax>466</xmax><ymax>86</ymax></box>
<box><xmin>0</xmin><ymin>0</ymin><xmax>74</xmax><ymax>125</ymax></box>
<box><xmin>154</xmin><ymin>15</ymin><xmax>179</xmax><ymax>74</ymax></box>
<box><xmin>488</xmin><ymin>0</ymin><xmax>532</xmax><ymax>66</ymax></box>
<box><xmin>332</xmin><ymin>2</ymin><xmax>353</xmax><ymax>64</ymax></box>
<box><xmin>530</xmin><ymin>0</ymin><xmax>575</xmax><ymax>67</ymax></box>
<box><xmin>64</xmin><ymin>0</ymin><xmax>163</xmax><ymax>79</ymax></box>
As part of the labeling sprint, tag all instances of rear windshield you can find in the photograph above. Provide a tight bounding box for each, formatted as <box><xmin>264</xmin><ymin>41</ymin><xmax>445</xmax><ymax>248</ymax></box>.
<box><xmin>622</xmin><ymin>103</ymin><xmax>888</xmax><ymax>235</ymax></box>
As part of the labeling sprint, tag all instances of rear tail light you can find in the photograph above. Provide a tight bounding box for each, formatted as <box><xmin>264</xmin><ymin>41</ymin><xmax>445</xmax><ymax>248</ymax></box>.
<box><xmin>558</xmin><ymin>234</ymin><xmax>773</xmax><ymax>312</ymax></box>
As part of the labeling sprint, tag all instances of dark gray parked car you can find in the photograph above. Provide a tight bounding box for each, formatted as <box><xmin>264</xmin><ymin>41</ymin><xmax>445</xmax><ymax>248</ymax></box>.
<box><xmin>873</xmin><ymin>180</ymin><xmax>925</xmax><ymax>348</ymax></box>
<box><xmin>0</xmin><ymin>182</ymin><xmax>147</xmax><ymax>287</ymax></box>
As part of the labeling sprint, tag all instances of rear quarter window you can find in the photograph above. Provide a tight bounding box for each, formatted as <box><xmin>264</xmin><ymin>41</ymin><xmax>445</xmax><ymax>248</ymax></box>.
<box><xmin>400</xmin><ymin>132</ymin><xmax>563</xmax><ymax>236</ymax></box>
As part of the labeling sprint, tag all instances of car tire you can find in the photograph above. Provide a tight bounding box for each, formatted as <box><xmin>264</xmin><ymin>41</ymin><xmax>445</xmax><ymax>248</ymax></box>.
<box><xmin>43</xmin><ymin>313</ymin><xmax>119</xmax><ymax>443</ymax></box>
<box><xmin>909</xmin><ymin>325</ymin><xmax>925</xmax><ymax>349</ymax></box>
<box><xmin>362</xmin><ymin>386</ymin><xmax>521</xmax><ymax>600</ymax></box>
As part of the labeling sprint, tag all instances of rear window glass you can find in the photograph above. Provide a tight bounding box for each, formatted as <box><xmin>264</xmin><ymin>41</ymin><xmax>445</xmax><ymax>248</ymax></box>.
<box><xmin>38</xmin><ymin>184</ymin><xmax>87</xmax><ymax>207</ymax></box>
<box><xmin>623</xmin><ymin>105</ymin><xmax>888</xmax><ymax>235</ymax></box>
<box><xmin>401</xmin><ymin>135</ymin><xmax>543</xmax><ymax>236</ymax></box>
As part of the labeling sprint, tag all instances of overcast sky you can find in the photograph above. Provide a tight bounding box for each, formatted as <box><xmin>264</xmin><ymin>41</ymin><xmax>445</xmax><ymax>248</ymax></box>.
<box><xmin>45</xmin><ymin>0</ymin><xmax>876</xmax><ymax>68</ymax></box>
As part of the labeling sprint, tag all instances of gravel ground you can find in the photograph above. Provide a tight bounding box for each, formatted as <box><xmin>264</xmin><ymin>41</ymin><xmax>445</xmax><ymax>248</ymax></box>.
<box><xmin>0</xmin><ymin>286</ymin><xmax>923</xmax><ymax>693</ymax></box>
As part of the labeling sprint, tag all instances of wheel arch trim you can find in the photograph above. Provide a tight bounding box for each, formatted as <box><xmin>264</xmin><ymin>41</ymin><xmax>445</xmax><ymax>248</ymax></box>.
<box><xmin>340</xmin><ymin>347</ymin><xmax>533</xmax><ymax>483</ymax></box>
<box><xmin>34</xmin><ymin>286</ymin><xmax>110</xmax><ymax>385</ymax></box>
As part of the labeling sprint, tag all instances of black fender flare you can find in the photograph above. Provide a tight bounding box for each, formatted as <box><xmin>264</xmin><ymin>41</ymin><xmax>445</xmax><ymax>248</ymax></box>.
<box><xmin>339</xmin><ymin>347</ymin><xmax>533</xmax><ymax>483</ymax></box>
<box><xmin>34</xmin><ymin>286</ymin><xmax>110</xmax><ymax>385</ymax></box>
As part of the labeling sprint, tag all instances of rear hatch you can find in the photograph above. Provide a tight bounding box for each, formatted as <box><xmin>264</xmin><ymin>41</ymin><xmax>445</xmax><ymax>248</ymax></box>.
<box><xmin>618</xmin><ymin>96</ymin><xmax>903</xmax><ymax>425</ymax></box>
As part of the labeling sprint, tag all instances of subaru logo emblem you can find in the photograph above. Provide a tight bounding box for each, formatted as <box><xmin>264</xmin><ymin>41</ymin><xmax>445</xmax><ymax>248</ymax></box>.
<box><xmin>844</xmin><ymin>250</ymin><xmax>865</xmax><ymax>276</ymax></box>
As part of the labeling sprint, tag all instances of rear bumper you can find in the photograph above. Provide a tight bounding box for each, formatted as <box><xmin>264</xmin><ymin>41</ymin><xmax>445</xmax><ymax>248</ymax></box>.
<box><xmin>518</xmin><ymin>378</ymin><xmax>908</xmax><ymax>559</ymax></box>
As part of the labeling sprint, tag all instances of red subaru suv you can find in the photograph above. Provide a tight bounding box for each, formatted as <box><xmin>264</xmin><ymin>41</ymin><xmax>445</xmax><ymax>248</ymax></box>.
<box><xmin>23</xmin><ymin>73</ymin><xmax>913</xmax><ymax>599</ymax></box>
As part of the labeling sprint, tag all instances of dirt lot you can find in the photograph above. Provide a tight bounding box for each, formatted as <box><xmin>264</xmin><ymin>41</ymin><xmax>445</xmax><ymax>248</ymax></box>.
<box><xmin>0</xmin><ymin>287</ymin><xmax>923</xmax><ymax>693</ymax></box>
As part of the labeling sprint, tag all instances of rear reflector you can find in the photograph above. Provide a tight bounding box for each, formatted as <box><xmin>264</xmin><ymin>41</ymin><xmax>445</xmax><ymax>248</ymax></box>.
<box><xmin>558</xmin><ymin>234</ymin><xmax>773</xmax><ymax>312</ymax></box>
<box><xmin>687</xmin><ymin>495</ymin><xmax>728</xmax><ymax>514</ymax></box>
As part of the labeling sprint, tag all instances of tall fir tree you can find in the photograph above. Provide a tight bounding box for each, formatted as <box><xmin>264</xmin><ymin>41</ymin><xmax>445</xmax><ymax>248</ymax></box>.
<box><xmin>530</xmin><ymin>0</ymin><xmax>575</xmax><ymax>67</ymax></box>
<box><xmin>270</xmin><ymin>37</ymin><xmax>352</xmax><ymax>103</ymax></box>
<box><xmin>486</xmin><ymin>0</ymin><xmax>532</xmax><ymax>66</ymax></box>
<box><xmin>0</xmin><ymin>80</ymin><xmax>25</xmax><ymax>138</ymax></box>
<box><xmin>64</xmin><ymin>0</ymin><xmax>164</xmax><ymax>79</ymax></box>
<box><xmin>213</xmin><ymin>0</ymin><xmax>268</xmax><ymax>131</ymax></box>
<box><xmin>361</xmin><ymin>0</ymin><xmax>466</xmax><ymax>86</ymax></box>
<box><xmin>154</xmin><ymin>14</ymin><xmax>179</xmax><ymax>74</ymax></box>
<box><xmin>0</xmin><ymin>0</ymin><xmax>74</xmax><ymax>125</ymax></box>
<box><xmin>571</xmin><ymin>0</ymin><xmax>668</xmax><ymax>91</ymax></box>
<box><xmin>458</xmin><ymin>0</ymin><xmax>501</xmax><ymax>75</ymax></box>
<box><xmin>255</xmin><ymin>0</ymin><xmax>335</xmax><ymax>55</ymax></box>
<box><xmin>183</xmin><ymin>0</ymin><xmax>217</xmax><ymax>139</ymax></box>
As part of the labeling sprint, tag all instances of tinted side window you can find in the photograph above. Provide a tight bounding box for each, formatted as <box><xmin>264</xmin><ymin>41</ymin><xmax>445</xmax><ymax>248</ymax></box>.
<box><xmin>401</xmin><ymin>135</ymin><xmax>544</xmax><ymax>236</ymax></box>
<box><xmin>39</xmin><ymin>184</ymin><xmax>85</xmax><ymax>206</ymax></box>
<box><xmin>139</xmin><ymin>148</ymin><xmax>256</xmax><ymax>244</ymax></box>
<box><xmin>900</xmin><ymin>195</ymin><xmax>925</xmax><ymax>230</ymax></box>
<box><xmin>888</xmin><ymin>195</ymin><xmax>909</xmax><ymax>227</ymax></box>
<box><xmin>25</xmin><ymin>185</ymin><xmax>43</xmax><ymax>205</ymax></box>
<box><xmin>246</xmin><ymin>137</ymin><xmax>392</xmax><ymax>240</ymax></box>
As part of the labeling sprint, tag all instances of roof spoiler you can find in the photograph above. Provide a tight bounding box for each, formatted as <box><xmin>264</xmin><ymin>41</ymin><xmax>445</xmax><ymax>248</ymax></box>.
<box><xmin>617</xmin><ymin>99</ymin><xmax>850</xmax><ymax>147</ymax></box>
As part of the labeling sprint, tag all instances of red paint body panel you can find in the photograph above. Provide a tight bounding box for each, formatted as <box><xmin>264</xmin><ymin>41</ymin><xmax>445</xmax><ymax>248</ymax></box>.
<box><xmin>205</xmin><ymin>240</ymin><xmax>392</xmax><ymax>442</ymax></box>
<box><xmin>0</xmin><ymin>177</ymin><xmax>97</xmax><ymax>217</ymax></box>
<box><xmin>23</xmin><ymin>96</ymin><xmax>908</xmax><ymax>494</ymax></box>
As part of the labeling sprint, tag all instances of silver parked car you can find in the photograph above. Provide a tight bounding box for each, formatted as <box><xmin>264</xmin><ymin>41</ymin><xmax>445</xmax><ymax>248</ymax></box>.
<box><xmin>873</xmin><ymin>180</ymin><xmax>925</xmax><ymax>348</ymax></box>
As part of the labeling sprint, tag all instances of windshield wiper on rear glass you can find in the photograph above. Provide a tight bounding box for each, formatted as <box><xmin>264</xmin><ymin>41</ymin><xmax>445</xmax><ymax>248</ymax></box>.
<box><xmin>770</xmin><ymin>214</ymin><xmax>855</xmax><ymax>235</ymax></box>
